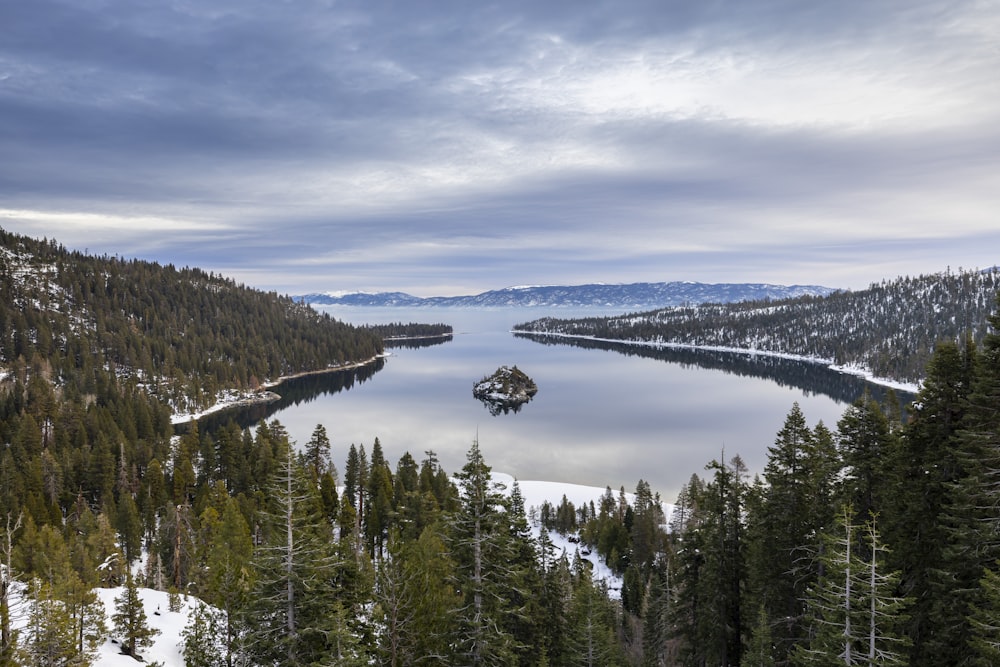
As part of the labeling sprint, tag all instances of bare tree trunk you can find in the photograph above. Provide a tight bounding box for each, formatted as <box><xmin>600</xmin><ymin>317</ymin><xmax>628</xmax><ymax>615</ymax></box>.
<box><xmin>285</xmin><ymin>462</ymin><xmax>296</xmax><ymax>665</ymax></box>
<box><xmin>1</xmin><ymin>513</ymin><xmax>23</xmax><ymax>664</ymax></box>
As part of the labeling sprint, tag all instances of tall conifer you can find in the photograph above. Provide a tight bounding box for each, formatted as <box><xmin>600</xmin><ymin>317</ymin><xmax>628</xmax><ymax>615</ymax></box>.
<box><xmin>449</xmin><ymin>440</ymin><xmax>518</xmax><ymax>666</ymax></box>
<box><xmin>112</xmin><ymin>571</ymin><xmax>160</xmax><ymax>660</ymax></box>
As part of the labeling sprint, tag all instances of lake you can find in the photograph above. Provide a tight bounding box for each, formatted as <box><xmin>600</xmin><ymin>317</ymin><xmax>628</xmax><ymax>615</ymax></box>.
<box><xmin>197</xmin><ymin>307</ymin><xmax>913</xmax><ymax>504</ymax></box>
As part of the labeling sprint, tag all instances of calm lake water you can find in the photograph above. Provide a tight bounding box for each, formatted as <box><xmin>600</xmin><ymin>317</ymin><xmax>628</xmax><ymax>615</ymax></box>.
<box><xmin>198</xmin><ymin>307</ymin><xmax>912</xmax><ymax>504</ymax></box>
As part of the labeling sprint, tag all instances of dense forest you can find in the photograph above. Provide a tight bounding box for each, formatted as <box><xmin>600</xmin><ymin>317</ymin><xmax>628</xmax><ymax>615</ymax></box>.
<box><xmin>0</xmin><ymin>229</ymin><xmax>383</xmax><ymax>418</ymax></box>
<box><xmin>514</xmin><ymin>267</ymin><xmax>1000</xmax><ymax>384</ymax></box>
<box><xmin>362</xmin><ymin>322</ymin><xmax>454</xmax><ymax>340</ymax></box>
<box><xmin>4</xmin><ymin>226</ymin><xmax>1000</xmax><ymax>665</ymax></box>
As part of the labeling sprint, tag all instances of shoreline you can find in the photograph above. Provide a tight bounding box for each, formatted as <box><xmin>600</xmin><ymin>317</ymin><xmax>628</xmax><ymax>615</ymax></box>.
<box><xmin>383</xmin><ymin>332</ymin><xmax>454</xmax><ymax>342</ymax></box>
<box><xmin>170</xmin><ymin>354</ymin><xmax>387</xmax><ymax>425</ymax></box>
<box><xmin>513</xmin><ymin>330</ymin><xmax>921</xmax><ymax>395</ymax></box>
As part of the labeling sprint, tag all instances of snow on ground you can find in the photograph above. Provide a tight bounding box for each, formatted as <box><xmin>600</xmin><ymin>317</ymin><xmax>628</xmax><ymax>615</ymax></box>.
<box><xmin>493</xmin><ymin>472</ymin><xmax>675</xmax><ymax>598</ymax></box>
<box><xmin>518</xmin><ymin>331</ymin><xmax>922</xmax><ymax>394</ymax></box>
<box><xmin>7</xmin><ymin>583</ymin><xmax>193</xmax><ymax>667</ymax></box>
<box><xmin>8</xmin><ymin>475</ymin><xmax>662</xmax><ymax>665</ymax></box>
<box><xmin>169</xmin><ymin>355</ymin><xmax>387</xmax><ymax>424</ymax></box>
<box><xmin>93</xmin><ymin>587</ymin><xmax>192</xmax><ymax>667</ymax></box>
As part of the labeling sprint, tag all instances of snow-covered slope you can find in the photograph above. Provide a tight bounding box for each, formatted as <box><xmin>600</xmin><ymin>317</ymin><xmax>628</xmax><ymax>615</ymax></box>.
<box><xmin>7</xmin><ymin>475</ymin><xmax>670</xmax><ymax>665</ymax></box>
<box><xmin>494</xmin><ymin>472</ymin><xmax>674</xmax><ymax>596</ymax></box>
<box><xmin>92</xmin><ymin>587</ymin><xmax>192</xmax><ymax>667</ymax></box>
<box><xmin>298</xmin><ymin>281</ymin><xmax>837</xmax><ymax>309</ymax></box>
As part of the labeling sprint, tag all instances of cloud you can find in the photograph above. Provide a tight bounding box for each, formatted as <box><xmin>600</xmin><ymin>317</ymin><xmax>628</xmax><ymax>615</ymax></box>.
<box><xmin>1</xmin><ymin>0</ymin><xmax>998</xmax><ymax>294</ymax></box>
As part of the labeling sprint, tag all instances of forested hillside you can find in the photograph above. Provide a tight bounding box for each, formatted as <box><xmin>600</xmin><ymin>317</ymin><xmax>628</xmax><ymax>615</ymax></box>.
<box><xmin>0</xmin><ymin>229</ymin><xmax>383</xmax><ymax>416</ymax></box>
<box><xmin>5</xmin><ymin>225</ymin><xmax>1000</xmax><ymax>666</ymax></box>
<box><xmin>659</xmin><ymin>292</ymin><xmax>1000</xmax><ymax>667</ymax></box>
<box><xmin>515</xmin><ymin>267</ymin><xmax>1000</xmax><ymax>384</ymax></box>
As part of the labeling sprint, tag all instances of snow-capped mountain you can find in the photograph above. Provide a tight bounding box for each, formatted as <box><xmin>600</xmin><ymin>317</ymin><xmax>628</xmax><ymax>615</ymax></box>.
<box><xmin>297</xmin><ymin>281</ymin><xmax>838</xmax><ymax>309</ymax></box>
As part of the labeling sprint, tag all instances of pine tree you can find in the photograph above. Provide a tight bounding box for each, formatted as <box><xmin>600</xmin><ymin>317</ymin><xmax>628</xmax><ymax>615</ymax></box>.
<box><xmin>836</xmin><ymin>393</ymin><xmax>893</xmax><ymax>523</ymax></box>
<box><xmin>11</xmin><ymin>518</ymin><xmax>72</xmax><ymax>583</ymax></box>
<box><xmin>969</xmin><ymin>564</ymin><xmax>1000</xmax><ymax>666</ymax></box>
<box><xmin>86</xmin><ymin>512</ymin><xmax>126</xmax><ymax>588</ymax></box>
<box><xmin>59</xmin><ymin>571</ymin><xmax>108</xmax><ymax>667</ymax></box>
<box><xmin>248</xmin><ymin>439</ymin><xmax>360</xmax><ymax>666</ymax></box>
<box><xmin>202</xmin><ymin>497</ymin><xmax>254</xmax><ymax>667</ymax></box>
<box><xmin>449</xmin><ymin>440</ymin><xmax>518</xmax><ymax>666</ymax></box>
<box><xmin>181</xmin><ymin>600</ymin><xmax>224</xmax><ymax>667</ymax></box>
<box><xmin>792</xmin><ymin>507</ymin><xmax>909</xmax><ymax>666</ymax></box>
<box><xmin>372</xmin><ymin>534</ymin><xmax>413</xmax><ymax>667</ymax></box>
<box><xmin>568</xmin><ymin>553</ymin><xmax>627</xmax><ymax>667</ymax></box>
<box><xmin>374</xmin><ymin>519</ymin><xmax>463</xmax><ymax>666</ymax></box>
<box><xmin>366</xmin><ymin>438</ymin><xmax>394</xmax><ymax>561</ymax></box>
<box><xmin>112</xmin><ymin>570</ymin><xmax>160</xmax><ymax>660</ymax></box>
<box><xmin>392</xmin><ymin>451</ymin><xmax>429</xmax><ymax>541</ymax></box>
<box><xmin>538</xmin><ymin>538</ymin><xmax>574</xmax><ymax>666</ymax></box>
<box><xmin>0</xmin><ymin>512</ymin><xmax>22</xmax><ymax>667</ymax></box>
<box><xmin>642</xmin><ymin>565</ymin><xmax>674</xmax><ymax>667</ymax></box>
<box><xmin>700</xmin><ymin>457</ymin><xmax>748</xmax><ymax>666</ymax></box>
<box><xmin>303</xmin><ymin>423</ymin><xmax>333</xmax><ymax>481</ymax></box>
<box><xmin>16</xmin><ymin>579</ymin><xmax>78</xmax><ymax>667</ymax></box>
<box><xmin>502</xmin><ymin>479</ymin><xmax>544</xmax><ymax>666</ymax></box>
<box><xmin>158</xmin><ymin>502</ymin><xmax>196</xmax><ymax>591</ymax></box>
<box><xmin>928</xmin><ymin>294</ymin><xmax>1000</xmax><ymax>666</ymax></box>
<box><xmin>884</xmin><ymin>338</ymin><xmax>974</xmax><ymax>665</ymax></box>
<box><xmin>115</xmin><ymin>492</ymin><xmax>143</xmax><ymax>565</ymax></box>
<box><xmin>744</xmin><ymin>604</ymin><xmax>775</xmax><ymax>667</ymax></box>
<box><xmin>745</xmin><ymin>404</ymin><xmax>839</xmax><ymax>663</ymax></box>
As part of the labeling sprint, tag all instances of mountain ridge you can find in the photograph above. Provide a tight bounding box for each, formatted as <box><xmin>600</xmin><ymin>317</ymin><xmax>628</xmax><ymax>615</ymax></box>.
<box><xmin>297</xmin><ymin>281</ymin><xmax>839</xmax><ymax>309</ymax></box>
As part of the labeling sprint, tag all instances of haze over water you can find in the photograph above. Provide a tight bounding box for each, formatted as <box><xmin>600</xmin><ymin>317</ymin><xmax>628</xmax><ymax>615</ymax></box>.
<box><xmin>220</xmin><ymin>307</ymin><xmax>896</xmax><ymax>503</ymax></box>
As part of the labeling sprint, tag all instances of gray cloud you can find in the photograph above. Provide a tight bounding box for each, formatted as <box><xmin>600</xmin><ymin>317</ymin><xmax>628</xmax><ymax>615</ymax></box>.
<box><xmin>1</xmin><ymin>0</ymin><xmax>998</xmax><ymax>295</ymax></box>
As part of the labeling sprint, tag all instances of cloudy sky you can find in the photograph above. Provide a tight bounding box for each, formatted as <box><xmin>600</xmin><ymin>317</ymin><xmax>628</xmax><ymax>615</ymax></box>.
<box><xmin>2</xmin><ymin>0</ymin><xmax>998</xmax><ymax>296</ymax></box>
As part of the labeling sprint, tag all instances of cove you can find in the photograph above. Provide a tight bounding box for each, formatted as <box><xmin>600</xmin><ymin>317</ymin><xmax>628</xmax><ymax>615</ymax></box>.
<box><xmin>190</xmin><ymin>307</ymin><xmax>913</xmax><ymax>503</ymax></box>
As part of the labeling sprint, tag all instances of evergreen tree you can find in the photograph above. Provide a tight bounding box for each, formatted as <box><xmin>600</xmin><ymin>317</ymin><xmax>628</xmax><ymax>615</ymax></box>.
<box><xmin>449</xmin><ymin>440</ymin><xmax>518</xmax><ymax>666</ymax></box>
<box><xmin>115</xmin><ymin>491</ymin><xmax>143</xmax><ymax>565</ymax></box>
<box><xmin>374</xmin><ymin>520</ymin><xmax>463</xmax><ymax>667</ymax></box>
<box><xmin>158</xmin><ymin>502</ymin><xmax>196</xmax><ymax>591</ymax></box>
<box><xmin>303</xmin><ymin>423</ymin><xmax>333</xmax><ymax>481</ymax></box>
<box><xmin>60</xmin><ymin>572</ymin><xmax>108</xmax><ymax>667</ymax></box>
<box><xmin>502</xmin><ymin>479</ymin><xmax>544</xmax><ymax>666</ymax></box>
<box><xmin>885</xmin><ymin>338</ymin><xmax>975</xmax><ymax>666</ymax></box>
<box><xmin>538</xmin><ymin>538</ymin><xmax>574</xmax><ymax>667</ymax></box>
<box><xmin>11</xmin><ymin>518</ymin><xmax>72</xmax><ymax>586</ymax></box>
<box><xmin>969</xmin><ymin>564</ymin><xmax>1000</xmax><ymax>666</ymax></box>
<box><xmin>704</xmin><ymin>457</ymin><xmax>748</xmax><ymax>666</ymax></box>
<box><xmin>744</xmin><ymin>604</ymin><xmax>775</xmax><ymax>667</ymax></box>
<box><xmin>745</xmin><ymin>404</ymin><xmax>839</xmax><ymax>663</ymax></box>
<box><xmin>202</xmin><ymin>497</ymin><xmax>255</xmax><ymax>667</ymax></box>
<box><xmin>181</xmin><ymin>600</ymin><xmax>225</xmax><ymax>667</ymax></box>
<box><xmin>372</xmin><ymin>534</ymin><xmax>414</xmax><ymax>667</ymax></box>
<box><xmin>112</xmin><ymin>570</ymin><xmax>160</xmax><ymax>660</ymax></box>
<box><xmin>393</xmin><ymin>451</ymin><xmax>428</xmax><ymax>541</ymax></box>
<box><xmin>642</xmin><ymin>565</ymin><xmax>674</xmax><ymax>667</ymax></box>
<box><xmin>669</xmin><ymin>457</ymin><xmax>747</xmax><ymax>666</ymax></box>
<box><xmin>16</xmin><ymin>579</ymin><xmax>78</xmax><ymax>667</ymax></box>
<box><xmin>929</xmin><ymin>294</ymin><xmax>1000</xmax><ymax>666</ymax></box>
<box><xmin>366</xmin><ymin>438</ymin><xmax>394</xmax><ymax>561</ymax></box>
<box><xmin>792</xmin><ymin>507</ymin><xmax>909</xmax><ymax>667</ymax></box>
<box><xmin>0</xmin><ymin>512</ymin><xmax>22</xmax><ymax>667</ymax></box>
<box><xmin>86</xmin><ymin>512</ymin><xmax>126</xmax><ymax>588</ymax></box>
<box><xmin>248</xmin><ymin>439</ymin><xmax>360</xmax><ymax>666</ymax></box>
<box><xmin>568</xmin><ymin>554</ymin><xmax>627</xmax><ymax>667</ymax></box>
<box><xmin>836</xmin><ymin>393</ymin><xmax>893</xmax><ymax>523</ymax></box>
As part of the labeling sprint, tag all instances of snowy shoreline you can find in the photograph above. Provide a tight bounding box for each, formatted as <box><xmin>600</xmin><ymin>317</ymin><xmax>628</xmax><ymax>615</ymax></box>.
<box><xmin>170</xmin><ymin>354</ymin><xmax>387</xmax><ymax>425</ymax></box>
<box><xmin>383</xmin><ymin>333</ymin><xmax>453</xmax><ymax>341</ymax></box>
<box><xmin>512</xmin><ymin>330</ymin><xmax>921</xmax><ymax>395</ymax></box>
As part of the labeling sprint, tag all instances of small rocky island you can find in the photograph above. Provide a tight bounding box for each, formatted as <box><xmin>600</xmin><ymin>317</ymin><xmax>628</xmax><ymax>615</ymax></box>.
<box><xmin>473</xmin><ymin>365</ymin><xmax>538</xmax><ymax>415</ymax></box>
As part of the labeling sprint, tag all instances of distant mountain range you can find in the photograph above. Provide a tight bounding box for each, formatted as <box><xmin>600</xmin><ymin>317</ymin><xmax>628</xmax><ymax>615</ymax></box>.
<box><xmin>296</xmin><ymin>282</ymin><xmax>839</xmax><ymax>309</ymax></box>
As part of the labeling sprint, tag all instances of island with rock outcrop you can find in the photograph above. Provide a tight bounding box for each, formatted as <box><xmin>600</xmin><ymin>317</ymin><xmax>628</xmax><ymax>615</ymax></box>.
<box><xmin>473</xmin><ymin>365</ymin><xmax>539</xmax><ymax>415</ymax></box>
